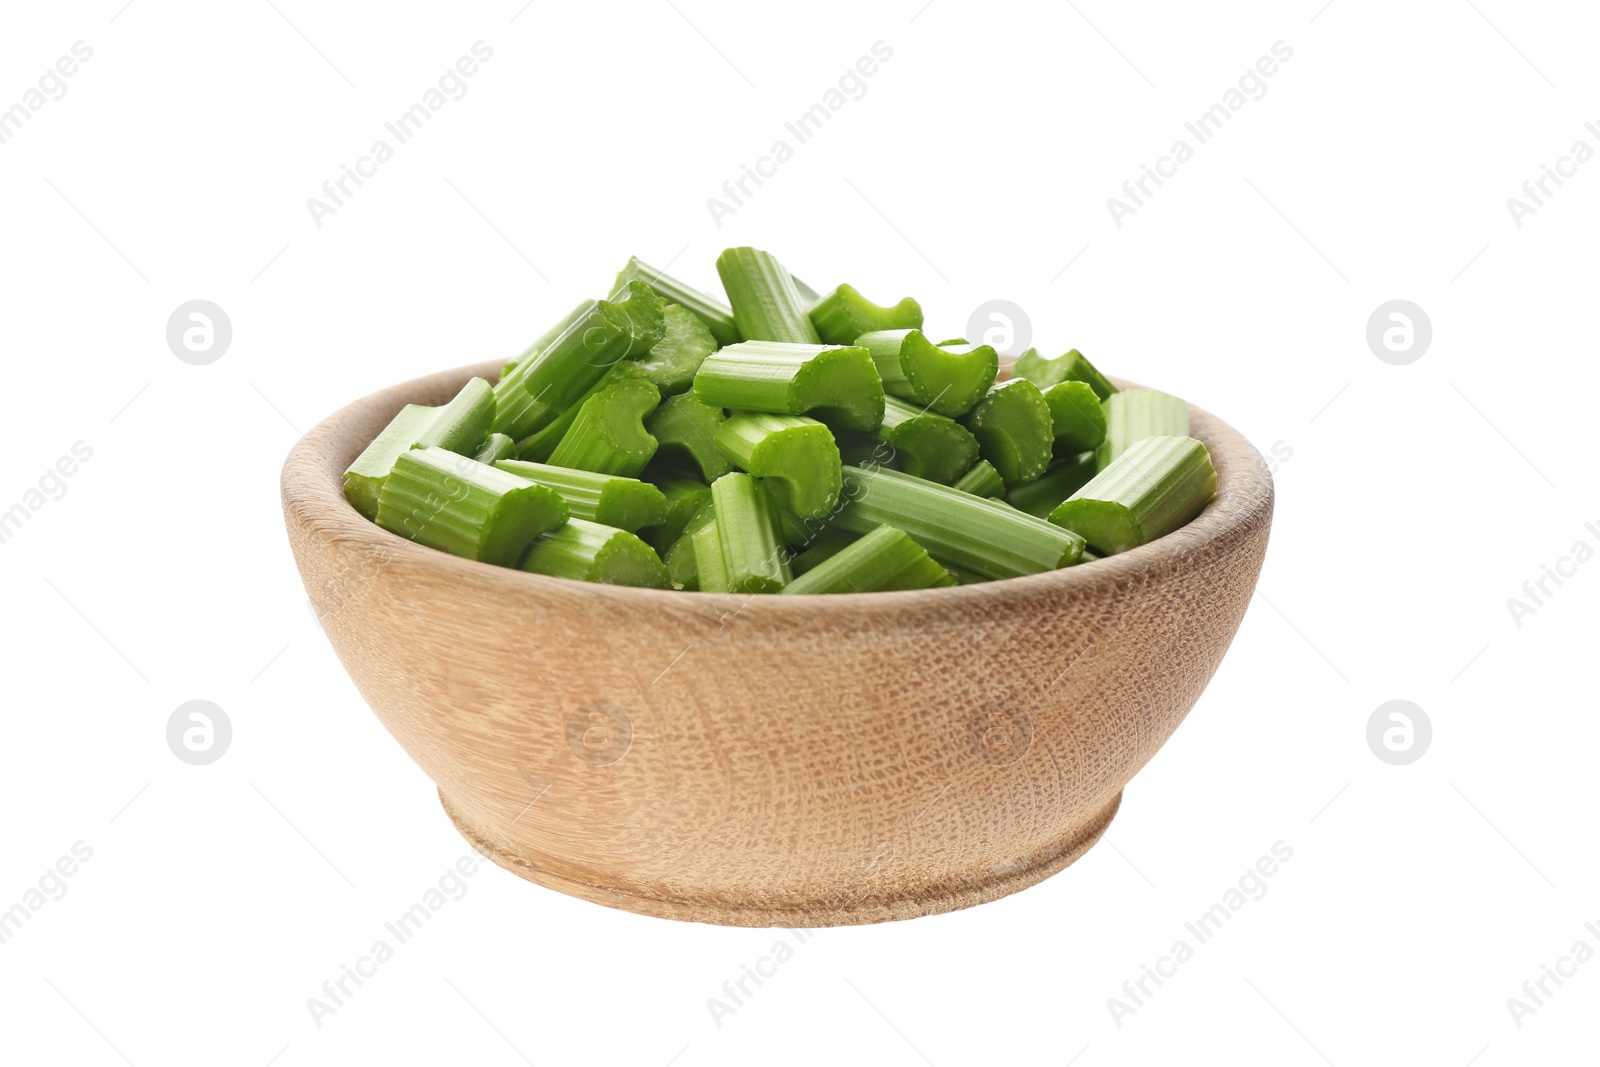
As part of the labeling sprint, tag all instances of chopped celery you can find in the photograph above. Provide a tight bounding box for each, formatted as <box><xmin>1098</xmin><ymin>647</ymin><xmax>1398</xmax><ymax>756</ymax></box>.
<box><xmin>1097</xmin><ymin>388</ymin><xmax>1190</xmax><ymax>470</ymax></box>
<box><xmin>809</xmin><ymin>284</ymin><xmax>923</xmax><ymax>344</ymax></box>
<box><xmin>837</xmin><ymin>466</ymin><xmax>1085</xmax><ymax>580</ymax></box>
<box><xmin>474</xmin><ymin>433</ymin><xmax>518</xmax><ymax>465</ymax></box>
<box><xmin>511</xmin><ymin>369</ymin><xmax>614</xmax><ymax>462</ymax></box>
<box><xmin>413</xmin><ymin>377</ymin><xmax>494</xmax><ymax>454</ymax></box>
<box><xmin>503</xmin><ymin>300</ymin><xmax>591</xmax><ymax>376</ymax></box>
<box><xmin>1050</xmin><ymin>436</ymin><xmax>1216</xmax><ymax>555</ymax></box>
<box><xmin>1042</xmin><ymin>380</ymin><xmax>1108</xmax><ymax>453</ymax></box>
<box><xmin>1006</xmin><ymin>451</ymin><xmax>1097</xmax><ymax>518</ymax></box>
<box><xmin>713</xmin><ymin>413</ymin><xmax>842</xmax><ymax>519</ymax></box>
<box><xmin>1013</xmin><ymin>347</ymin><xmax>1118</xmax><ymax>400</ymax></box>
<box><xmin>491</xmin><ymin>282</ymin><xmax>664</xmax><ymax>440</ymax></box>
<box><xmin>639</xmin><ymin>475</ymin><xmax>711</xmax><ymax>553</ymax></box>
<box><xmin>961</xmin><ymin>379</ymin><xmax>1055</xmax><ymax>487</ymax></box>
<box><xmin>376</xmin><ymin>446</ymin><xmax>568</xmax><ymax>567</ymax></box>
<box><xmin>614</xmin><ymin>304</ymin><xmax>717</xmax><ymax>395</ymax></box>
<box><xmin>854</xmin><ymin>329</ymin><xmax>998</xmax><ymax>418</ymax></box>
<box><xmin>665</xmin><ymin>501</ymin><xmax>716</xmax><ymax>590</ymax></box>
<box><xmin>343</xmin><ymin>403</ymin><xmax>440</xmax><ymax>521</ymax></box>
<box><xmin>494</xmin><ymin>460</ymin><xmax>668</xmax><ymax>531</ymax></box>
<box><xmin>690</xmin><ymin>516</ymin><xmax>730</xmax><ymax>593</ymax></box>
<box><xmin>710</xmin><ymin>472</ymin><xmax>792</xmax><ymax>593</ymax></box>
<box><xmin>693</xmin><ymin>340</ymin><xmax>884</xmax><ymax>431</ymax></box>
<box><xmin>781</xmin><ymin>525</ymin><xmax>953</xmax><ymax>594</ymax></box>
<box><xmin>519</xmin><ymin>517</ymin><xmax>670</xmax><ymax>588</ymax></box>
<box><xmin>952</xmin><ymin>459</ymin><xmax>1006</xmax><ymax>499</ymax></box>
<box><xmin>546</xmin><ymin>378</ymin><xmax>661</xmax><ymax>477</ymax></box>
<box><xmin>870</xmin><ymin>396</ymin><xmax>979</xmax><ymax>485</ymax></box>
<box><xmin>715</xmin><ymin>247</ymin><xmax>821</xmax><ymax>344</ymax></box>
<box><xmin>611</xmin><ymin>256</ymin><xmax>740</xmax><ymax>347</ymax></box>
<box><xmin>789</xmin><ymin>529</ymin><xmax>856</xmax><ymax>575</ymax></box>
<box><xmin>646</xmin><ymin>392</ymin><xmax>732</xmax><ymax>481</ymax></box>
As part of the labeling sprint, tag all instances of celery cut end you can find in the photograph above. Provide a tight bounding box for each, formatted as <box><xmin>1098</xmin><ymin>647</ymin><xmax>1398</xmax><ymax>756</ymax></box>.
<box><xmin>1050</xmin><ymin>435</ymin><xmax>1216</xmax><ymax>555</ymax></box>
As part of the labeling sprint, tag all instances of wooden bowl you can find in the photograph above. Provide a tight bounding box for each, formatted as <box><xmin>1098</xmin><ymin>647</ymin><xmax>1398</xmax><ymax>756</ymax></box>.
<box><xmin>282</xmin><ymin>360</ymin><xmax>1273</xmax><ymax>926</ymax></box>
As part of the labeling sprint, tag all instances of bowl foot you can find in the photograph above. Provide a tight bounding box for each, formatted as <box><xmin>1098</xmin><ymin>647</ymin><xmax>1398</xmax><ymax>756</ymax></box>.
<box><xmin>440</xmin><ymin>788</ymin><xmax>1123</xmax><ymax>927</ymax></box>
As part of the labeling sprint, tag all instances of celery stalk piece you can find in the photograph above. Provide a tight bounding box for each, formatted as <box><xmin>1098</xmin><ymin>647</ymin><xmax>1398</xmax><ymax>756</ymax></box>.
<box><xmin>1006</xmin><ymin>451</ymin><xmax>1097</xmax><ymax>518</ymax></box>
<box><xmin>952</xmin><ymin>459</ymin><xmax>1006</xmax><ymax>499</ymax></box>
<box><xmin>789</xmin><ymin>529</ymin><xmax>856</xmax><ymax>575</ymax></box>
<box><xmin>413</xmin><ymin>377</ymin><xmax>495</xmax><ymax>454</ymax></box>
<box><xmin>611</xmin><ymin>256</ymin><xmax>741</xmax><ymax>347</ymax></box>
<box><xmin>343</xmin><ymin>403</ymin><xmax>440</xmax><ymax>521</ymax></box>
<box><xmin>1050</xmin><ymin>436</ymin><xmax>1215</xmax><ymax>555</ymax></box>
<box><xmin>871</xmin><ymin>396</ymin><xmax>979</xmax><ymax>485</ymax></box>
<box><xmin>837</xmin><ymin>466</ymin><xmax>1084</xmax><ymax>580</ymax></box>
<box><xmin>1043</xmin><ymin>380</ymin><xmax>1108</xmax><ymax>453</ymax></box>
<box><xmin>613</xmin><ymin>304</ymin><xmax>718</xmax><ymax>395</ymax></box>
<box><xmin>809</xmin><ymin>284</ymin><xmax>923</xmax><ymax>345</ymax></box>
<box><xmin>1097</xmin><ymin>388</ymin><xmax>1190</xmax><ymax>471</ymax></box>
<box><xmin>665</xmin><ymin>501</ymin><xmax>716</xmax><ymax>590</ymax></box>
<box><xmin>503</xmin><ymin>300</ymin><xmax>592</xmax><ymax>376</ymax></box>
<box><xmin>960</xmin><ymin>378</ymin><xmax>1055</xmax><ymax>487</ymax></box>
<box><xmin>715</xmin><ymin>246</ymin><xmax>822</xmax><ymax>344</ymax></box>
<box><xmin>639</xmin><ymin>475</ymin><xmax>712</xmax><ymax>553</ymax></box>
<box><xmin>690</xmin><ymin>516</ymin><xmax>731</xmax><ymax>593</ymax></box>
<box><xmin>710</xmin><ymin>472</ymin><xmax>792</xmax><ymax>592</ymax></box>
<box><xmin>1080</xmin><ymin>548</ymin><xmax>1101</xmax><ymax>562</ymax></box>
<box><xmin>854</xmin><ymin>329</ymin><xmax>998</xmax><ymax>419</ymax></box>
<box><xmin>781</xmin><ymin>525</ymin><xmax>953</xmax><ymax>595</ymax></box>
<box><xmin>1013</xmin><ymin>347</ymin><xmax>1118</xmax><ymax>400</ymax></box>
<box><xmin>546</xmin><ymin>379</ymin><xmax>662</xmax><ymax>477</ymax></box>
<box><xmin>713</xmin><ymin>413</ymin><xmax>842</xmax><ymax>519</ymax></box>
<box><xmin>474</xmin><ymin>433</ymin><xmax>518</xmax><ymax>465</ymax></box>
<box><xmin>494</xmin><ymin>460</ymin><xmax>668</xmax><ymax>532</ymax></box>
<box><xmin>646</xmin><ymin>393</ymin><xmax>732</xmax><ymax>481</ymax></box>
<box><xmin>693</xmin><ymin>340</ymin><xmax>885</xmax><ymax>431</ymax></box>
<box><xmin>376</xmin><ymin>446</ymin><xmax>569</xmax><ymax>567</ymax></box>
<box><xmin>491</xmin><ymin>281</ymin><xmax>664</xmax><ymax>440</ymax></box>
<box><xmin>512</xmin><ymin>369</ymin><xmax>613</xmax><ymax>462</ymax></box>
<box><xmin>519</xmin><ymin>517</ymin><xmax>670</xmax><ymax>588</ymax></box>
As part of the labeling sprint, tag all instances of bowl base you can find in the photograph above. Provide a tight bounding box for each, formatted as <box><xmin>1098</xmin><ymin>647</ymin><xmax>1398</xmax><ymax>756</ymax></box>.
<box><xmin>440</xmin><ymin>788</ymin><xmax>1122</xmax><ymax>927</ymax></box>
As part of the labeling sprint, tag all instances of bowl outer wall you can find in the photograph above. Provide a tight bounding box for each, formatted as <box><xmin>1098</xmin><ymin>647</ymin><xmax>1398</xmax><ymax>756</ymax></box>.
<box><xmin>281</xmin><ymin>360</ymin><xmax>1274</xmax><ymax>922</ymax></box>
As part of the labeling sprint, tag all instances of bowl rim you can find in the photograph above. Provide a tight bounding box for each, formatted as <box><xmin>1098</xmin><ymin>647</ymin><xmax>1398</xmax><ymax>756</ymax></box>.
<box><xmin>282</xmin><ymin>359</ymin><xmax>1274</xmax><ymax>611</ymax></box>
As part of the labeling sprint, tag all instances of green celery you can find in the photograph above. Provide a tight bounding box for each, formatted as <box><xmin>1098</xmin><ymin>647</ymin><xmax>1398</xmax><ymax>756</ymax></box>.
<box><xmin>715</xmin><ymin>246</ymin><xmax>821</xmax><ymax>344</ymax></box>
<box><xmin>474</xmin><ymin>433</ymin><xmax>518</xmax><ymax>465</ymax></box>
<box><xmin>613</xmin><ymin>303</ymin><xmax>718</xmax><ymax>395</ymax></box>
<box><xmin>781</xmin><ymin>525</ymin><xmax>953</xmax><ymax>595</ymax></box>
<box><xmin>1042</xmin><ymin>380</ymin><xmax>1108</xmax><ymax>453</ymax></box>
<box><xmin>809</xmin><ymin>284</ymin><xmax>923</xmax><ymax>345</ymax></box>
<box><xmin>646</xmin><ymin>393</ymin><xmax>732</xmax><ymax>481</ymax></box>
<box><xmin>790</xmin><ymin>275</ymin><xmax>822</xmax><ymax>306</ymax></box>
<box><xmin>1013</xmin><ymin>347</ymin><xmax>1118</xmax><ymax>400</ymax></box>
<box><xmin>503</xmin><ymin>300</ymin><xmax>591</xmax><ymax>376</ymax></box>
<box><xmin>1006</xmin><ymin>451</ymin><xmax>1097</xmax><ymax>518</ymax></box>
<box><xmin>961</xmin><ymin>378</ymin><xmax>1055</xmax><ymax>487</ymax></box>
<box><xmin>689</xmin><ymin>516</ymin><xmax>730</xmax><ymax>593</ymax></box>
<box><xmin>854</xmin><ymin>329</ymin><xmax>998</xmax><ymax>418</ymax></box>
<box><xmin>519</xmin><ymin>517</ymin><xmax>670</xmax><ymax>588</ymax></box>
<box><xmin>710</xmin><ymin>472</ymin><xmax>792</xmax><ymax>593</ymax></box>
<box><xmin>343</xmin><ymin>403</ymin><xmax>439</xmax><ymax>521</ymax></box>
<box><xmin>693</xmin><ymin>340</ymin><xmax>884</xmax><ymax>431</ymax></box>
<box><xmin>1051</xmin><ymin>436</ymin><xmax>1215</xmax><ymax>555</ymax></box>
<box><xmin>611</xmin><ymin>256</ymin><xmax>741</xmax><ymax>347</ymax></box>
<box><xmin>837</xmin><ymin>466</ymin><xmax>1084</xmax><ymax>580</ymax></box>
<box><xmin>491</xmin><ymin>282</ymin><xmax>664</xmax><ymax>440</ymax></box>
<box><xmin>639</xmin><ymin>475</ymin><xmax>711</xmax><ymax>553</ymax></box>
<box><xmin>494</xmin><ymin>460</ymin><xmax>668</xmax><ymax>531</ymax></box>
<box><xmin>952</xmin><ymin>459</ymin><xmax>1006</xmax><ymax>499</ymax></box>
<box><xmin>376</xmin><ymin>446</ymin><xmax>568</xmax><ymax>567</ymax></box>
<box><xmin>665</xmin><ymin>501</ymin><xmax>716</xmax><ymax>590</ymax></box>
<box><xmin>546</xmin><ymin>378</ymin><xmax>662</xmax><ymax>477</ymax></box>
<box><xmin>789</xmin><ymin>529</ymin><xmax>856</xmax><ymax>575</ymax></box>
<box><xmin>713</xmin><ymin>413</ymin><xmax>842</xmax><ymax>519</ymax></box>
<box><xmin>871</xmin><ymin>396</ymin><xmax>979</xmax><ymax>485</ymax></box>
<box><xmin>413</xmin><ymin>377</ymin><xmax>494</xmax><ymax>454</ymax></box>
<box><xmin>1097</xmin><ymin>388</ymin><xmax>1190</xmax><ymax>470</ymax></box>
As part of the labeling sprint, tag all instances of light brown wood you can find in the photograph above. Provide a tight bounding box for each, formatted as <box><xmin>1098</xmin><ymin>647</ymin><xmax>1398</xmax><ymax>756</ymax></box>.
<box><xmin>281</xmin><ymin>361</ymin><xmax>1274</xmax><ymax>926</ymax></box>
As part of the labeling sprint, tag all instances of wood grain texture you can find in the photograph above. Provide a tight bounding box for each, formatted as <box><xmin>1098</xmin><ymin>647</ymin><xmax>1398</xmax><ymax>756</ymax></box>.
<box><xmin>281</xmin><ymin>360</ymin><xmax>1274</xmax><ymax>926</ymax></box>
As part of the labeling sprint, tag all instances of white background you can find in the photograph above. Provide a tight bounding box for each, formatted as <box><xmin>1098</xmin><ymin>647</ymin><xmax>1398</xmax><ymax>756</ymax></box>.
<box><xmin>1</xmin><ymin>1</ymin><xmax>1596</xmax><ymax>1064</ymax></box>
